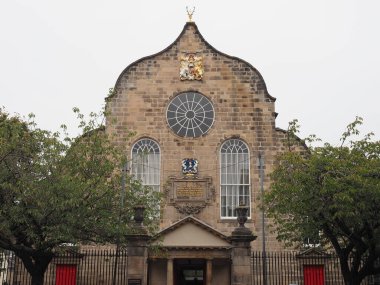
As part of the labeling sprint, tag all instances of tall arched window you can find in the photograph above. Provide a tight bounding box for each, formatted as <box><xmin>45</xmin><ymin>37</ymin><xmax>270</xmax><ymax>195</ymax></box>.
<box><xmin>131</xmin><ymin>138</ymin><xmax>160</xmax><ymax>192</ymax></box>
<box><xmin>220</xmin><ymin>139</ymin><xmax>250</xmax><ymax>218</ymax></box>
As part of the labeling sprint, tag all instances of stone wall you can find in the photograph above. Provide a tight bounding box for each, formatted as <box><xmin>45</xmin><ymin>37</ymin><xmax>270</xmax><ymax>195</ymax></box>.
<box><xmin>105</xmin><ymin>22</ymin><xmax>290</xmax><ymax>251</ymax></box>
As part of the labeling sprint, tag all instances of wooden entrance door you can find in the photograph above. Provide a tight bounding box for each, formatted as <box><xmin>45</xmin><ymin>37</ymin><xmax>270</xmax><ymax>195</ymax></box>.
<box><xmin>304</xmin><ymin>265</ymin><xmax>324</xmax><ymax>285</ymax></box>
<box><xmin>56</xmin><ymin>264</ymin><xmax>77</xmax><ymax>285</ymax></box>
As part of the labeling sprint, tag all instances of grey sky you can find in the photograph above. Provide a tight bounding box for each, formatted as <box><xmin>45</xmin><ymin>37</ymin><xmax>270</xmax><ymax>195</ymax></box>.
<box><xmin>1</xmin><ymin>0</ymin><xmax>379</xmax><ymax>144</ymax></box>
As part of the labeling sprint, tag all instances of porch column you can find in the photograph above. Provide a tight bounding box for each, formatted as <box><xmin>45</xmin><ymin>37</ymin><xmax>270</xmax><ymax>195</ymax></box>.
<box><xmin>206</xmin><ymin>258</ymin><xmax>213</xmax><ymax>285</ymax></box>
<box><xmin>167</xmin><ymin>258</ymin><xmax>173</xmax><ymax>285</ymax></box>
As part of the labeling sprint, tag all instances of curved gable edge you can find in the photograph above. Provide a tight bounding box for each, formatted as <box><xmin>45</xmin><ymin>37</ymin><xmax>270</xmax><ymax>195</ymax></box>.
<box><xmin>106</xmin><ymin>22</ymin><xmax>276</xmax><ymax>102</ymax></box>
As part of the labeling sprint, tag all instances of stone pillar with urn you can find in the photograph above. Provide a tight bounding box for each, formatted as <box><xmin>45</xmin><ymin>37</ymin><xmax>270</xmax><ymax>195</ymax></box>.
<box><xmin>230</xmin><ymin>203</ymin><xmax>257</xmax><ymax>285</ymax></box>
<box><xmin>125</xmin><ymin>205</ymin><xmax>150</xmax><ymax>285</ymax></box>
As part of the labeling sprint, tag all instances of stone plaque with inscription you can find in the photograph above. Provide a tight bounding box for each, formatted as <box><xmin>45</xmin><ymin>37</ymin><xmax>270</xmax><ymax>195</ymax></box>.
<box><xmin>165</xmin><ymin>176</ymin><xmax>215</xmax><ymax>215</ymax></box>
<box><xmin>176</xmin><ymin>181</ymin><xmax>205</xmax><ymax>199</ymax></box>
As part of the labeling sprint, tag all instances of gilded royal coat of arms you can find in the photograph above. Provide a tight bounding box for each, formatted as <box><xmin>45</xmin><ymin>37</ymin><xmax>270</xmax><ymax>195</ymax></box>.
<box><xmin>180</xmin><ymin>53</ymin><xmax>204</xmax><ymax>81</ymax></box>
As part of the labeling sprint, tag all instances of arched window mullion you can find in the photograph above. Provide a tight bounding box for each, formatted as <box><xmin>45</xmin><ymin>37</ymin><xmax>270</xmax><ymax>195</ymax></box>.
<box><xmin>131</xmin><ymin>138</ymin><xmax>160</xmax><ymax>191</ymax></box>
<box><xmin>220</xmin><ymin>139</ymin><xmax>251</xmax><ymax>219</ymax></box>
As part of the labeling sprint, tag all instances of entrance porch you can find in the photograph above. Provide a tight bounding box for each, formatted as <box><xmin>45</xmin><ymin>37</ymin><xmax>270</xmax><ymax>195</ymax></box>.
<box><xmin>126</xmin><ymin>213</ymin><xmax>255</xmax><ymax>285</ymax></box>
<box><xmin>149</xmin><ymin>255</ymin><xmax>230</xmax><ymax>285</ymax></box>
<box><xmin>147</xmin><ymin>215</ymin><xmax>252</xmax><ymax>285</ymax></box>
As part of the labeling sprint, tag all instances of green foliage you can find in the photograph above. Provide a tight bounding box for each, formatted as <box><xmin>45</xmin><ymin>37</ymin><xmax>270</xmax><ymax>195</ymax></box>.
<box><xmin>264</xmin><ymin>117</ymin><xmax>380</xmax><ymax>284</ymax></box>
<box><xmin>0</xmin><ymin>107</ymin><xmax>160</xmax><ymax>284</ymax></box>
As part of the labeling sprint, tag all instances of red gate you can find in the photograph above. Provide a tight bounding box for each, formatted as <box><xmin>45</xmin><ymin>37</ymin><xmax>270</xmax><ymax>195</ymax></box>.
<box><xmin>56</xmin><ymin>264</ymin><xmax>77</xmax><ymax>285</ymax></box>
<box><xmin>304</xmin><ymin>265</ymin><xmax>324</xmax><ymax>285</ymax></box>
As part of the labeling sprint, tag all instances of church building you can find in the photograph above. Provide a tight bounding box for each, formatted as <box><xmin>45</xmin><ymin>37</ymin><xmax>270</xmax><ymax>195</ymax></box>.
<box><xmin>105</xmin><ymin>18</ymin><xmax>290</xmax><ymax>285</ymax></box>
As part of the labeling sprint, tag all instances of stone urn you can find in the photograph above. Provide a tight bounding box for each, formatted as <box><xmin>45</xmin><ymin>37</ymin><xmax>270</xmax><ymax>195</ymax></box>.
<box><xmin>133</xmin><ymin>205</ymin><xmax>145</xmax><ymax>226</ymax></box>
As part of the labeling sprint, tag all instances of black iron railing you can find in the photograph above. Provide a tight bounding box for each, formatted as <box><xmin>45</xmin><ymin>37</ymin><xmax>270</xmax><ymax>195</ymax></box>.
<box><xmin>0</xmin><ymin>249</ymin><xmax>129</xmax><ymax>285</ymax></box>
<box><xmin>252</xmin><ymin>251</ymin><xmax>379</xmax><ymax>285</ymax></box>
<box><xmin>1</xmin><ymin>249</ymin><xmax>379</xmax><ymax>285</ymax></box>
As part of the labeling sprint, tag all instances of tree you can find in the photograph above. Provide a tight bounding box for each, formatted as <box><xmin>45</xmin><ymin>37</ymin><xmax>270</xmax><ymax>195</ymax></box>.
<box><xmin>0</xmin><ymin>108</ymin><xmax>160</xmax><ymax>285</ymax></box>
<box><xmin>264</xmin><ymin>118</ymin><xmax>380</xmax><ymax>285</ymax></box>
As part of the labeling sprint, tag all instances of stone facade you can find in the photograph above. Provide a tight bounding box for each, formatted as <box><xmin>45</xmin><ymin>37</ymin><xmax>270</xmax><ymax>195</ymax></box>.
<box><xmin>105</xmin><ymin>21</ymin><xmax>291</xmax><ymax>284</ymax></box>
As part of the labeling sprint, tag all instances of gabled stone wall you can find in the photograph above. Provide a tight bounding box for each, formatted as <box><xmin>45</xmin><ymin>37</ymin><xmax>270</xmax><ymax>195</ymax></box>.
<box><xmin>106</xmin><ymin>22</ymin><xmax>290</xmax><ymax>251</ymax></box>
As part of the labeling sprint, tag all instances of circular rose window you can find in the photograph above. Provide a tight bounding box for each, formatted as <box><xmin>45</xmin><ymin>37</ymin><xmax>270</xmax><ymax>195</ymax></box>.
<box><xmin>166</xmin><ymin>92</ymin><xmax>215</xmax><ymax>138</ymax></box>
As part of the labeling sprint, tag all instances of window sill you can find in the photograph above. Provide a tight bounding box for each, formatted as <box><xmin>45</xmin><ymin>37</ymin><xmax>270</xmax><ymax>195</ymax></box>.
<box><xmin>217</xmin><ymin>218</ymin><xmax>253</xmax><ymax>224</ymax></box>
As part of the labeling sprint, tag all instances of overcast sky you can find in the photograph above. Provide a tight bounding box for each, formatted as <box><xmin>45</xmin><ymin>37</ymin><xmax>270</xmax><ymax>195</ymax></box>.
<box><xmin>1</xmin><ymin>0</ymin><xmax>379</xmax><ymax>144</ymax></box>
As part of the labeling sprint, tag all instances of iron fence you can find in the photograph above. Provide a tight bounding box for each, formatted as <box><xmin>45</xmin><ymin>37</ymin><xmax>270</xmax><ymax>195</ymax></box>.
<box><xmin>1</xmin><ymin>249</ymin><xmax>379</xmax><ymax>285</ymax></box>
<box><xmin>252</xmin><ymin>251</ymin><xmax>380</xmax><ymax>285</ymax></box>
<box><xmin>0</xmin><ymin>249</ymin><xmax>129</xmax><ymax>285</ymax></box>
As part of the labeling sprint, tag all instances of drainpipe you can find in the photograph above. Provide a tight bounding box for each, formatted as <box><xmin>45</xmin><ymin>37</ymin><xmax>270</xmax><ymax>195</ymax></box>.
<box><xmin>259</xmin><ymin>153</ymin><xmax>267</xmax><ymax>285</ymax></box>
<box><xmin>112</xmin><ymin>162</ymin><xmax>129</xmax><ymax>285</ymax></box>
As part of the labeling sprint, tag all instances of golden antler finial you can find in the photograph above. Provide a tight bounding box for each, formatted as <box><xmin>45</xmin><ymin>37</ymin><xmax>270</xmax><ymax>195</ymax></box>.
<box><xmin>186</xmin><ymin>6</ymin><xmax>195</xmax><ymax>22</ymax></box>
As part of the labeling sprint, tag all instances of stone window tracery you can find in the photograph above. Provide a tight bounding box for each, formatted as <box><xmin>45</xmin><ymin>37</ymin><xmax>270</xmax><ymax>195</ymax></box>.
<box><xmin>166</xmin><ymin>92</ymin><xmax>214</xmax><ymax>138</ymax></box>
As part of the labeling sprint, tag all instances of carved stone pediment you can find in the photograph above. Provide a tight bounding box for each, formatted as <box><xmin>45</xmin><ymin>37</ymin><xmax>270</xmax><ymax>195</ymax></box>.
<box><xmin>164</xmin><ymin>176</ymin><xmax>215</xmax><ymax>215</ymax></box>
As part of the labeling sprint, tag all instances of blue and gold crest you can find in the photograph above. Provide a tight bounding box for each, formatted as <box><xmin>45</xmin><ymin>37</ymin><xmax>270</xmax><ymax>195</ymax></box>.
<box><xmin>182</xmin><ymin>158</ymin><xmax>198</xmax><ymax>175</ymax></box>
